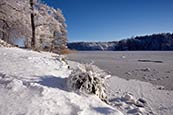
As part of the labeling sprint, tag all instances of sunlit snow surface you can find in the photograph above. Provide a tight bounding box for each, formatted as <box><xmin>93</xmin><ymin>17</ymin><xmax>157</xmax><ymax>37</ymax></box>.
<box><xmin>0</xmin><ymin>48</ymin><xmax>123</xmax><ymax>115</ymax></box>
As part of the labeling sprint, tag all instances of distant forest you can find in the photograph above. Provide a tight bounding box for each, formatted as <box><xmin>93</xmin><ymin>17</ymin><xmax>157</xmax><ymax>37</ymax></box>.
<box><xmin>68</xmin><ymin>33</ymin><xmax>173</xmax><ymax>51</ymax></box>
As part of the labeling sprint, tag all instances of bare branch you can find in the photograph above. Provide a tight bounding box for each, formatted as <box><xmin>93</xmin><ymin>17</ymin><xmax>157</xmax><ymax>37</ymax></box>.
<box><xmin>0</xmin><ymin>10</ymin><xmax>6</xmax><ymax>15</ymax></box>
<box><xmin>35</xmin><ymin>22</ymin><xmax>57</xmax><ymax>28</ymax></box>
<box><xmin>0</xmin><ymin>28</ymin><xmax>8</xmax><ymax>35</ymax></box>
<box><xmin>5</xmin><ymin>2</ymin><xmax>23</xmax><ymax>12</ymax></box>
<box><xmin>0</xmin><ymin>2</ymin><xmax>6</xmax><ymax>6</ymax></box>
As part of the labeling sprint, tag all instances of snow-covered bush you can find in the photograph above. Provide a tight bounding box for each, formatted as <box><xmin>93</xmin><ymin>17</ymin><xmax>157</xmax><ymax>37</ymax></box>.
<box><xmin>0</xmin><ymin>39</ymin><xmax>13</xmax><ymax>47</ymax></box>
<box><xmin>67</xmin><ymin>64</ymin><xmax>110</xmax><ymax>101</ymax></box>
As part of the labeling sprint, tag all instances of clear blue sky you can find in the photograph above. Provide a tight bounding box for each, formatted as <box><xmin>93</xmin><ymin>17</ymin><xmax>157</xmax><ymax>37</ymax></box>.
<box><xmin>43</xmin><ymin>0</ymin><xmax>173</xmax><ymax>42</ymax></box>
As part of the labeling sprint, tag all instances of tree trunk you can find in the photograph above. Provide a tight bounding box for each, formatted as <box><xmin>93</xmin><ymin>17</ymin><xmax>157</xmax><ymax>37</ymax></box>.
<box><xmin>1</xmin><ymin>20</ymin><xmax>9</xmax><ymax>42</ymax></box>
<box><xmin>2</xmin><ymin>25</ymin><xmax>6</xmax><ymax>41</ymax></box>
<box><xmin>30</xmin><ymin>0</ymin><xmax>35</xmax><ymax>48</ymax></box>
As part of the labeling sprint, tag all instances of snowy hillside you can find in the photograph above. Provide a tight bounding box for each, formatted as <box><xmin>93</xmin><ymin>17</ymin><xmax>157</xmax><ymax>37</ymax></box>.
<box><xmin>0</xmin><ymin>48</ymin><xmax>123</xmax><ymax>115</ymax></box>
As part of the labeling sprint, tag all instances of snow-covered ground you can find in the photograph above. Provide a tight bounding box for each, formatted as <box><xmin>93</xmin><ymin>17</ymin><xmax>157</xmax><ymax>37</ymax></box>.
<box><xmin>1</xmin><ymin>47</ymin><xmax>173</xmax><ymax>115</ymax></box>
<box><xmin>67</xmin><ymin>51</ymin><xmax>173</xmax><ymax>115</ymax></box>
<box><xmin>0</xmin><ymin>47</ymin><xmax>123</xmax><ymax>115</ymax></box>
<box><xmin>106</xmin><ymin>76</ymin><xmax>173</xmax><ymax>115</ymax></box>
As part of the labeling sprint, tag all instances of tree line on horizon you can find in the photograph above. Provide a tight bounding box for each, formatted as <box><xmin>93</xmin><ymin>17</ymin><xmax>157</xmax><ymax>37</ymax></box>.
<box><xmin>68</xmin><ymin>33</ymin><xmax>173</xmax><ymax>51</ymax></box>
<box><xmin>0</xmin><ymin>0</ymin><xmax>67</xmax><ymax>53</ymax></box>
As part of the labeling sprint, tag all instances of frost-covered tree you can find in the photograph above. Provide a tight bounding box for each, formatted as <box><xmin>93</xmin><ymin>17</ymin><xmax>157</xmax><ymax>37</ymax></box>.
<box><xmin>0</xmin><ymin>0</ymin><xmax>67</xmax><ymax>53</ymax></box>
<box><xmin>34</xmin><ymin>2</ymin><xmax>67</xmax><ymax>52</ymax></box>
<box><xmin>0</xmin><ymin>0</ymin><xmax>31</xmax><ymax>46</ymax></box>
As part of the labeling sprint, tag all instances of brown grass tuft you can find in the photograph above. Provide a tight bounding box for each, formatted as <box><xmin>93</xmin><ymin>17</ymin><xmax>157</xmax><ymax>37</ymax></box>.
<box><xmin>59</xmin><ymin>48</ymin><xmax>77</xmax><ymax>54</ymax></box>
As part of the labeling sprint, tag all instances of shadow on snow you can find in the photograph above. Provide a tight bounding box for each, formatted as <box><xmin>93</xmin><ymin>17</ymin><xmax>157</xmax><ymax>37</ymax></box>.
<box><xmin>37</xmin><ymin>75</ymin><xmax>69</xmax><ymax>91</ymax></box>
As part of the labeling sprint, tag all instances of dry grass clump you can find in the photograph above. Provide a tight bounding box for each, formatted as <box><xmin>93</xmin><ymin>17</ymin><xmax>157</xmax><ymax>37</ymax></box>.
<box><xmin>67</xmin><ymin>64</ymin><xmax>110</xmax><ymax>101</ymax></box>
<box><xmin>59</xmin><ymin>48</ymin><xmax>77</xmax><ymax>54</ymax></box>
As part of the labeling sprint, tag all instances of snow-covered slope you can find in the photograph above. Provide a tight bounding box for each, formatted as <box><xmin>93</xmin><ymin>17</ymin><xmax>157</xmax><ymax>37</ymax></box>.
<box><xmin>0</xmin><ymin>48</ymin><xmax>123</xmax><ymax>115</ymax></box>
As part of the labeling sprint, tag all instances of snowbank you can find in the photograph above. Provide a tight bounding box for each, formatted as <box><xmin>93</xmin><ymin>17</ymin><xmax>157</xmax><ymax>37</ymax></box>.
<box><xmin>0</xmin><ymin>47</ymin><xmax>123</xmax><ymax>115</ymax></box>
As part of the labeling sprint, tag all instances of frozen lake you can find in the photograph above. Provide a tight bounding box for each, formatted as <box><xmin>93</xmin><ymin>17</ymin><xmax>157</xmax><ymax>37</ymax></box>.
<box><xmin>67</xmin><ymin>51</ymin><xmax>173</xmax><ymax>90</ymax></box>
